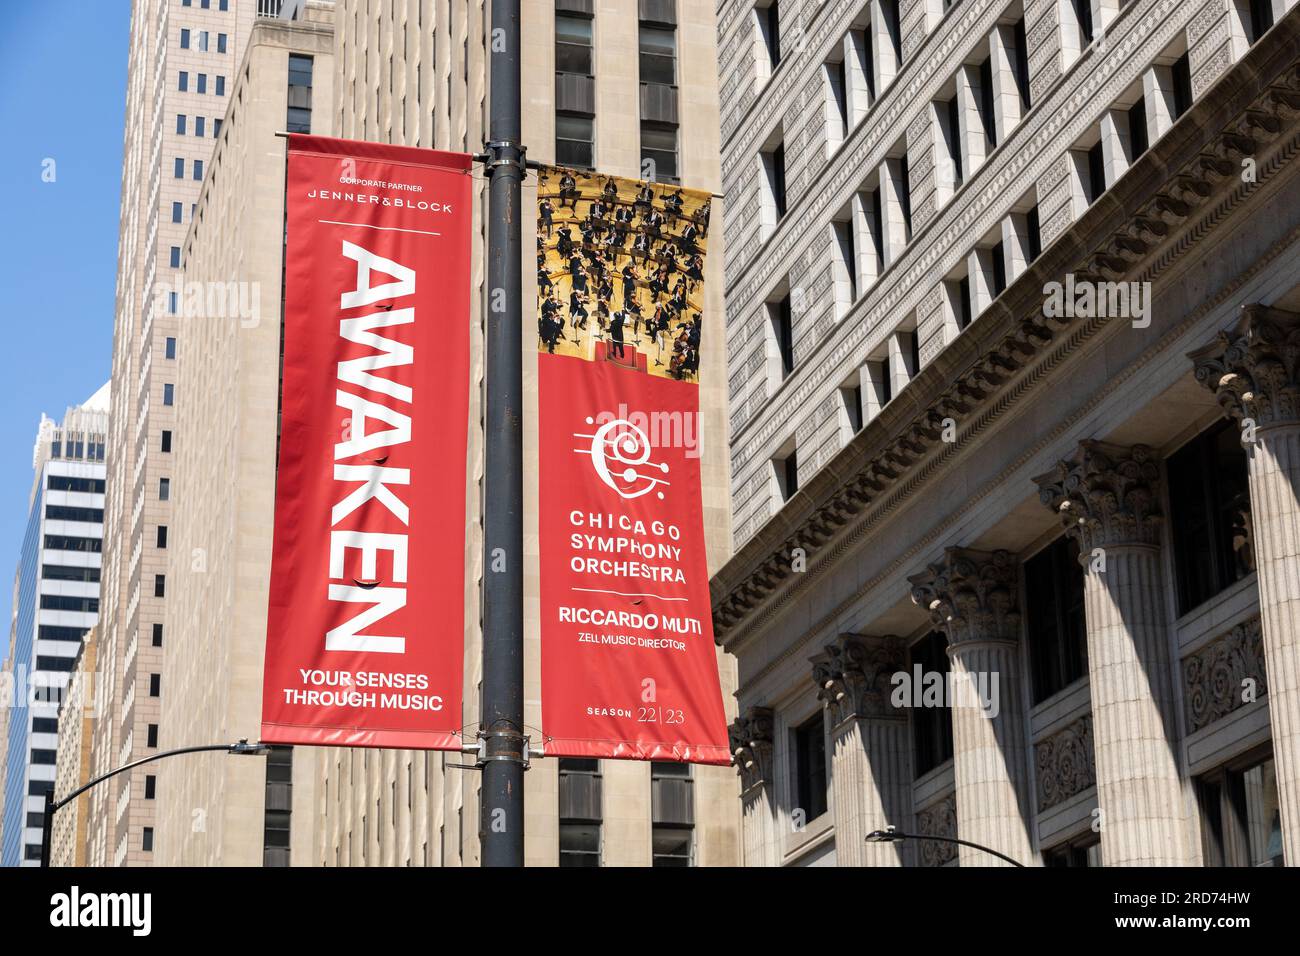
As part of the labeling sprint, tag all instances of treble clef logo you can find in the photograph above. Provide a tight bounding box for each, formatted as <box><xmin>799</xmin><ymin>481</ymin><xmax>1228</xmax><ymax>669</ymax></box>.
<box><xmin>575</xmin><ymin>417</ymin><xmax>670</xmax><ymax>500</ymax></box>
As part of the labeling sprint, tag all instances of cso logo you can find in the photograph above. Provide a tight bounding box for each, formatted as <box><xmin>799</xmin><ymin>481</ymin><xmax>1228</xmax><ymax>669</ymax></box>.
<box><xmin>575</xmin><ymin>416</ymin><xmax>669</xmax><ymax>501</ymax></box>
<box><xmin>49</xmin><ymin>886</ymin><xmax>151</xmax><ymax>936</ymax></box>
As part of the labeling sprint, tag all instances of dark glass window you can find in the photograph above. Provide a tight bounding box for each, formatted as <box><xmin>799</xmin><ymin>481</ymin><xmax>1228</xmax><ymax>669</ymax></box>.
<box><xmin>765</xmin><ymin>142</ymin><xmax>787</xmax><ymax>218</ymax></box>
<box><xmin>1024</xmin><ymin>536</ymin><xmax>1088</xmax><ymax>703</ymax></box>
<box><xmin>40</xmin><ymin>594</ymin><xmax>99</xmax><ymax>613</ymax></box>
<box><xmin>47</xmin><ymin>475</ymin><xmax>104</xmax><ymax>493</ymax></box>
<box><xmin>42</xmin><ymin>564</ymin><xmax>101</xmax><ymax>583</ymax></box>
<box><xmin>1044</xmin><ymin>834</ymin><xmax>1102</xmax><ymax>866</ymax></box>
<box><xmin>1249</xmin><ymin>0</ymin><xmax>1274</xmax><ymax>44</ymax></box>
<box><xmin>639</xmin><ymin>24</ymin><xmax>675</xmax><ymax>86</ymax></box>
<box><xmin>651</xmin><ymin>762</ymin><xmax>693</xmax><ymax>867</ymax></box>
<box><xmin>153</xmin><ymin>622</ymin><xmax>164</xmax><ymax>647</ymax></box>
<box><xmin>792</xmin><ymin>713</ymin><xmax>828</xmax><ymax>821</ymax></box>
<box><xmin>1128</xmin><ymin>96</ymin><xmax>1149</xmax><ymax>159</ymax></box>
<box><xmin>558</xmin><ymin>758</ymin><xmax>601</xmax><ymax>867</ymax></box>
<box><xmin>761</xmin><ymin>1</ymin><xmax>781</xmax><ymax>69</ymax></box>
<box><xmin>911</xmin><ymin>631</ymin><xmax>954</xmax><ymax>776</ymax></box>
<box><xmin>641</xmin><ymin>124</ymin><xmax>678</xmax><ymax>182</ymax></box>
<box><xmin>772</xmin><ymin>292</ymin><xmax>793</xmax><ymax>376</ymax></box>
<box><xmin>1198</xmin><ymin>752</ymin><xmax>1282</xmax><ymax>866</ymax></box>
<box><xmin>147</xmin><ymin>724</ymin><xmax>159</xmax><ymax>748</ymax></box>
<box><xmin>1172</xmin><ymin>52</ymin><xmax>1193</xmax><ymax>119</ymax></box>
<box><xmin>142</xmin><ymin>827</ymin><xmax>154</xmax><ymax>852</ymax></box>
<box><xmin>39</xmin><ymin>625</ymin><xmax>88</xmax><ymax>642</ymax></box>
<box><xmin>775</xmin><ymin>449</ymin><xmax>798</xmax><ymax>501</ymax></box>
<box><xmin>555</xmin><ymin>14</ymin><xmax>593</xmax><ymax>75</ymax></box>
<box><xmin>145</xmin><ymin>775</ymin><xmax>156</xmax><ymax>799</ymax></box>
<box><xmin>45</xmin><ymin>505</ymin><xmax>104</xmax><ymax>523</ymax></box>
<box><xmin>556</xmin><ymin>115</ymin><xmax>594</xmax><ymax>170</ymax></box>
<box><xmin>1167</xmin><ymin>420</ymin><xmax>1252</xmax><ymax>615</ymax></box>
<box><xmin>149</xmin><ymin>673</ymin><xmax>161</xmax><ymax>696</ymax></box>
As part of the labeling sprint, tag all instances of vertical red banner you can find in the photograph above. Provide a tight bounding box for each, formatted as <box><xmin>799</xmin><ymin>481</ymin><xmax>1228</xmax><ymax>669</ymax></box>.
<box><xmin>536</xmin><ymin>166</ymin><xmax>729</xmax><ymax>764</ymax></box>
<box><xmin>260</xmin><ymin>135</ymin><xmax>471</xmax><ymax>750</ymax></box>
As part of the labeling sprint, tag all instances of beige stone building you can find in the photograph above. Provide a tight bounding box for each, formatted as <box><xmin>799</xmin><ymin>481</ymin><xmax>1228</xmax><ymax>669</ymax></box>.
<box><xmin>88</xmin><ymin>0</ymin><xmax>260</xmax><ymax>867</ymax></box>
<box><xmin>52</xmin><ymin>628</ymin><xmax>100</xmax><ymax>868</ymax></box>
<box><xmin>712</xmin><ymin>0</ymin><xmax>1300</xmax><ymax>865</ymax></box>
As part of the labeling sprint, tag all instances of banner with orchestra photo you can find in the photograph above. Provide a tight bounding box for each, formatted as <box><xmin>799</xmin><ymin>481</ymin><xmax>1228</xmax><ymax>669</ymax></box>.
<box><xmin>535</xmin><ymin>165</ymin><xmax>730</xmax><ymax>765</ymax></box>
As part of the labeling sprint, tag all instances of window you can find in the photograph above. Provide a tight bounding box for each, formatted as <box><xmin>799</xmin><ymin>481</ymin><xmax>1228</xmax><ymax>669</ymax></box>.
<box><xmin>163</xmin><ymin>383</ymin><xmax>175</xmax><ymax>405</ymax></box>
<box><xmin>32</xmin><ymin>749</ymin><xmax>57</xmax><ymax>765</ymax></box>
<box><xmin>1171</xmin><ymin>51</ymin><xmax>1193</xmax><ymax>119</ymax></box>
<box><xmin>177</xmin><ymin>114</ymin><xmax>187</xmax><ymax>134</ymax></box>
<box><xmin>147</xmin><ymin>724</ymin><xmax>159</xmax><ymax>748</ymax></box>
<box><xmin>1128</xmin><ymin>96</ymin><xmax>1149</xmax><ymax>160</ymax></box>
<box><xmin>45</xmin><ymin>505</ymin><xmax>104</xmax><ymax>522</ymax></box>
<box><xmin>161</xmin><ymin>430</ymin><xmax>172</xmax><ymax>452</ymax></box>
<box><xmin>216</xmin><ymin>75</ymin><xmax>225</xmax><ymax>96</ymax></box>
<box><xmin>1168</xmin><ymin>420</ymin><xmax>1252</xmax><ymax>615</ymax></box>
<box><xmin>792</xmin><ymin>713</ymin><xmax>828</xmax><ymax>821</ymax></box>
<box><xmin>938</xmin><ymin>95</ymin><xmax>963</xmax><ymax>192</ymax></box>
<box><xmin>213</xmin><ymin>118</ymin><xmax>222</xmax><ymax>137</ymax></box>
<box><xmin>558</xmin><ymin>758</ymin><xmax>601</xmax><ymax>867</ymax></box>
<box><xmin>774</xmin><ymin>445</ymin><xmax>798</xmax><ymax>502</ymax></box>
<box><xmin>555</xmin><ymin>14</ymin><xmax>593</xmax><ymax>75</ymax></box>
<box><xmin>1044</xmin><ymin>834</ymin><xmax>1102</xmax><ymax>866</ymax></box>
<box><xmin>193</xmin><ymin>159</ymin><xmax>203</xmax><ymax>181</ymax></box>
<box><xmin>1026</xmin><ymin>205</ymin><xmax>1042</xmax><ymax>263</ymax></box>
<box><xmin>180</xmin><ymin>28</ymin><xmax>190</xmax><ymax>49</ymax></box>
<box><xmin>218</xmin><ymin>33</ymin><xmax>228</xmax><ymax>54</ymax></box>
<box><xmin>758</xmin><ymin>1</ymin><xmax>781</xmax><ymax>72</ymax></box>
<box><xmin>159</xmin><ymin>478</ymin><xmax>171</xmax><ymax>501</ymax></box>
<box><xmin>44</xmin><ymin>535</ymin><xmax>101</xmax><ymax>553</ymax></box>
<box><xmin>33</xmin><ymin>717</ymin><xmax>60</xmax><ymax>733</ymax></box>
<box><xmin>172</xmin><ymin>202</ymin><xmax>183</xmax><ymax>224</ymax></box>
<box><xmin>169</xmin><ymin>246</ymin><xmax>180</xmax><ymax>268</ymax></box>
<box><xmin>149</xmin><ymin>672</ymin><xmax>161</xmax><ymax>696</ymax></box>
<box><xmin>911</xmin><ymin>631</ymin><xmax>953</xmax><ymax>776</ymax></box>
<box><xmin>142</xmin><ymin>828</ymin><xmax>154</xmax><ymax>852</ymax></box>
<box><xmin>42</xmin><ymin>565</ymin><xmax>101</xmax><ymax>583</ymax></box>
<box><xmin>639</xmin><ymin>24</ymin><xmax>676</xmax><ymax>86</ymax></box>
<box><xmin>556</xmin><ymin>115</ymin><xmax>594</xmax><ymax>170</ymax></box>
<box><xmin>195</xmin><ymin>116</ymin><xmax>205</xmax><ymax>137</ymax></box>
<box><xmin>47</xmin><ymin>475</ymin><xmax>105</xmax><ymax>493</ymax></box>
<box><xmin>1199</xmin><ymin>751</ymin><xmax>1282</xmax><ymax>866</ymax></box>
<box><xmin>1012</xmin><ymin>17</ymin><xmax>1031</xmax><ymax>109</ymax></box>
<box><xmin>651</xmin><ymin>762</ymin><xmax>694</xmax><ymax>867</ymax></box>
<box><xmin>641</xmin><ymin>124</ymin><xmax>677</xmax><ymax>182</ymax></box>
<box><xmin>154</xmin><ymin>574</ymin><xmax>166</xmax><ymax>598</ymax></box>
<box><xmin>288</xmin><ymin>55</ymin><xmax>314</xmax><ymax>133</ymax></box>
<box><xmin>1247</xmin><ymin>0</ymin><xmax>1275</xmax><ymax>45</ymax></box>
<box><xmin>157</xmin><ymin>526</ymin><xmax>168</xmax><ymax>549</ymax></box>
<box><xmin>832</xmin><ymin>216</ymin><xmax>857</xmax><ymax>310</ymax></box>
<box><xmin>179</xmin><ymin>71</ymin><xmax>188</xmax><ymax>92</ymax></box>
<box><xmin>1024</xmin><ymin>536</ymin><xmax>1087</xmax><ymax>703</ymax></box>
<box><xmin>152</xmin><ymin>622</ymin><xmax>164</xmax><ymax>647</ymax></box>
<box><xmin>169</xmin><ymin>291</ymin><xmax>178</xmax><ymax>314</ymax></box>
<box><xmin>197</xmin><ymin>73</ymin><xmax>207</xmax><ymax>94</ymax></box>
<box><xmin>40</xmin><ymin>595</ymin><xmax>99</xmax><ymax>613</ymax></box>
<box><xmin>165</xmin><ymin>336</ymin><xmax>176</xmax><ymax>359</ymax></box>
<box><xmin>762</xmin><ymin>141</ymin><xmax>787</xmax><ymax>219</ymax></box>
<box><xmin>145</xmin><ymin>775</ymin><xmax>156</xmax><ymax>799</ymax></box>
<box><xmin>770</xmin><ymin>292</ymin><xmax>794</xmax><ymax>377</ymax></box>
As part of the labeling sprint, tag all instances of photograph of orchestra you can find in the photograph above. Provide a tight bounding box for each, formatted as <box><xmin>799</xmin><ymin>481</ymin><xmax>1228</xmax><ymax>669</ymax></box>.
<box><xmin>535</xmin><ymin>166</ymin><xmax>710</xmax><ymax>383</ymax></box>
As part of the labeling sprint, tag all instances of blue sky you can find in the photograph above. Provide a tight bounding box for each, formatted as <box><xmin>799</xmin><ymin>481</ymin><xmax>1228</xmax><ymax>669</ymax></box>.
<box><xmin>0</xmin><ymin>2</ymin><xmax>128</xmax><ymax>609</ymax></box>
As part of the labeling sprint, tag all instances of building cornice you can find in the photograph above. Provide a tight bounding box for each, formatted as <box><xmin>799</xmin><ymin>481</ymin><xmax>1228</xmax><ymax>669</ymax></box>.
<box><xmin>711</xmin><ymin>18</ymin><xmax>1300</xmax><ymax>648</ymax></box>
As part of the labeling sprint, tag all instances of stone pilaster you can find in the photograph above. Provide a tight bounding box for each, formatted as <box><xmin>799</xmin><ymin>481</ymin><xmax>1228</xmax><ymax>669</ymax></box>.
<box><xmin>909</xmin><ymin>549</ymin><xmax>1036</xmax><ymax>866</ymax></box>
<box><xmin>810</xmin><ymin>634</ymin><xmax>912</xmax><ymax>866</ymax></box>
<box><xmin>1035</xmin><ymin>441</ymin><xmax>1193</xmax><ymax>865</ymax></box>
<box><xmin>1191</xmin><ymin>304</ymin><xmax>1300</xmax><ymax>866</ymax></box>
<box><xmin>729</xmin><ymin>706</ymin><xmax>777</xmax><ymax>867</ymax></box>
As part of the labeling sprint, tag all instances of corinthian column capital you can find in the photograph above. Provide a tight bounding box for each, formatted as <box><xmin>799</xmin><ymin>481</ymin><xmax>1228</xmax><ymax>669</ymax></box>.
<box><xmin>728</xmin><ymin>706</ymin><xmax>774</xmax><ymax>793</ymax></box>
<box><xmin>810</xmin><ymin>633</ymin><xmax>907</xmax><ymax>727</ymax></box>
<box><xmin>1190</xmin><ymin>304</ymin><xmax>1300</xmax><ymax>429</ymax></box>
<box><xmin>908</xmin><ymin>548</ymin><xmax>1021</xmax><ymax>646</ymax></box>
<box><xmin>1033</xmin><ymin>440</ymin><xmax>1163</xmax><ymax>550</ymax></box>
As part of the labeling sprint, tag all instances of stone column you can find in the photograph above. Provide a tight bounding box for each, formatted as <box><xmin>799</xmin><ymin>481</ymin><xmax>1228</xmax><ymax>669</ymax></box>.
<box><xmin>810</xmin><ymin>634</ymin><xmax>912</xmax><ymax>866</ymax></box>
<box><xmin>729</xmin><ymin>706</ymin><xmax>778</xmax><ymax>867</ymax></box>
<box><xmin>1035</xmin><ymin>441</ymin><xmax>1193</xmax><ymax>865</ymax></box>
<box><xmin>909</xmin><ymin>549</ymin><xmax>1036</xmax><ymax>866</ymax></box>
<box><xmin>1192</xmin><ymin>304</ymin><xmax>1300</xmax><ymax>866</ymax></box>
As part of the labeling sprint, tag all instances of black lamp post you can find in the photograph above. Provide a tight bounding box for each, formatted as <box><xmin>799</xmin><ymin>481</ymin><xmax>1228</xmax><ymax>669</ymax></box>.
<box><xmin>865</xmin><ymin>825</ymin><xmax>1026</xmax><ymax>867</ymax></box>
<box><xmin>39</xmin><ymin>738</ymin><xmax>269</xmax><ymax>867</ymax></box>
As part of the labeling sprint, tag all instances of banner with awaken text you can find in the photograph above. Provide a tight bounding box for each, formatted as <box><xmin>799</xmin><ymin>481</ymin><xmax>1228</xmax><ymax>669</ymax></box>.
<box><xmin>261</xmin><ymin>134</ymin><xmax>471</xmax><ymax>750</ymax></box>
<box><xmin>536</xmin><ymin>166</ymin><xmax>729</xmax><ymax>764</ymax></box>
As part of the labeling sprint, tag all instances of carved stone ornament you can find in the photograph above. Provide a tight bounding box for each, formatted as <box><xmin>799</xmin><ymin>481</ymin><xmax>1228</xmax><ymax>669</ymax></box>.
<box><xmin>809</xmin><ymin>634</ymin><xmax>907</xmax><ymax>727</ymax></box>
<box><xmin>1182</xmin><ymin>616</ymin><xmax>1267</xmax><ymax>733</ymax></box>
<box><xmin>908</xmin><ymin>548</ymin><xmax>1021</xmax><ymax>646</ymax></box>
<box><xmin>1033</xmin><ymin>441</ymin><xmax>1163</xmax><ymax>551</ymax></box>
<box><xmin>1190</xmin><ymin>305</ymin><xmax>1300</xmax><ymax>429</ymax></box>
<box><xmin>728</xmin><ymin>706</ymin><xmax>774</xmax><ymax>793</ymax></box>
<box><xmin>916</xmin><ymin>794</ymin><xmax>958</xmax><ymax>867</ymax></box>
<box><xmin>1034</xmin><ymin>716</ymin><xmax>1096</xmax><ymax>812</ymax></box>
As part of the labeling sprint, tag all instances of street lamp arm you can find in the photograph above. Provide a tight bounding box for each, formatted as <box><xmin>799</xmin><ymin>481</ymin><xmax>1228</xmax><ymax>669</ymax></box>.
<box><xmin>40</xmin><ymin>739</ymin><xmax>267</xmax><ymax>866</ymax></box>
<box><xmin>865</xmin><ymin>828</ymin><xmax>1025</xmax><ymax>867</ymax></box>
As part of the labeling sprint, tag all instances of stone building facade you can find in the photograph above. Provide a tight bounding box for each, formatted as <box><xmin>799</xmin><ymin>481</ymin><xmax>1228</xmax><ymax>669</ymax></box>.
<box><xmin>713</xmin><ymin>0</ymin><xmax>1300</xmax><ymax>865</ymax></box>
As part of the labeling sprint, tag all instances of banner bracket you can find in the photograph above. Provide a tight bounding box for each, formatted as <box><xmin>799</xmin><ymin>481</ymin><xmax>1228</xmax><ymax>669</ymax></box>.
<box><xmin>474</xmin><ymin>729</ymin><xmax>533</xmax><ymax>771</ymax></box>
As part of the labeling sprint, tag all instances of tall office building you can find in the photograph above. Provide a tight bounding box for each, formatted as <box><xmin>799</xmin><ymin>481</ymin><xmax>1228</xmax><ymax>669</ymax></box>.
<box><xmin>1</xmin><ymin>388</ymin><xmax>109</xmax><ymax>866</ymax></box>
<box><xmin>86</xmin><ymin>0</ymin><xmax>268</xmax><ymax>867</ymax></box>
<box><xmin>712</xmin><ymin>0</ymin><xmax>1300</xmax><ymax>865</ymax></box>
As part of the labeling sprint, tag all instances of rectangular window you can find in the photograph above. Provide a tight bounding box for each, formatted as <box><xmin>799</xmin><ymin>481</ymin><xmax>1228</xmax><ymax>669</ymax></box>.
<box><xmin>1044</xmin><ymin>834</ymin><xmax>1102</xmax><ymax>866</ymax></box>
<box><xmin>1012</xmin><ymin>17</ymin><xmax>1031</xmax><ymax>109</ymax></box>
<box><xmin>774</xmin><ymin>446</ymin><xmax>798</xmax><ymax>501</ymax></box>
<box><xmin>558</xmin><ymin>758</ymin><xmax>601</xmax><ymax>867</ymax></box>
<box><xmin>154</xmin><ymin>574</ymin><xmax>166</xmax><ymax>598</ymax></box>
<box><xmin>174</xmin><ymin>157</ymin><xmax>184</xmax><ymax>178</ymax></box>
<box><xmin>176</xmin><ymin>114</ymin><xmax>186</xmax><ymax>134</ymax></box>
<box><xmin>641</xmin><ymin>124</ymin><xmax>678</xmax><ymax>182</ymax></box>
<box><xmin>159</xmin><ymin>478</ymin><xmax>171</xmax><ymax>501</ymax></box>
<box><xmin>792</xmin><ymin>713</ymin><xmax>828</xmax><ymax>821</ymax></box>
<box><xmin>639</xmin><ymin>24</ymin><xmax>676</xmax><ymax>86</ymax></box>
<box><xmin>651</xmin><ymin>762</ymin><xmax>694</xmax><ymax>867</ymax></box>
<box><xmin>771</xmin><ymin>292</ymin><xmax>794</xmax><ymax>377</ymax></box>
<box><xmin>197</xmin><ymin>73</ymin><xmax>207</xmax><ymax>94</ymax></box>
<box><xmin>169</xmin><ymin>246</ymin><xmax>180</xmax><ymax>268</ymax></box>
<box><xmin>153</xmin><ymin>622</ymin><xmax>164</xmax><ymax>647</ymax></box>
<box><xmin>1168</xmin><ymin>420</ymin><xmax>1252</xmax><ymax>615</ymax></box>
<box><xmin>165</xmin><ymin>336</ymin><xmax>176</xmax><ymax>359</ymax></box>
<box><xmin>147</xmin><ymin>724</ymin><xmax>158</xmax><ymax>748</ymax></box>
<box><xmin>46</xmin><ymin>475</ymin><xmax>105</xmax><ymax>493</ymax></box>
<box><xmin>193</xmin><ymin>159</ymin><xmax>203</xmax><ymax>181</ymax></box>
<box><xmin>218</xmin><ymin>33</ymin><xmax>227</xmax><ymax>54</ymax></box>
<box><xmin>911</xmin><ymin>631</ymin><xmax>953</xmax><ymax>776</ymax></box>
<box><xmin>142</xmin><ymin>827</ymin><xmax>154</xmax><ymax>852</ymax></box>
<box><xmin>195</xmin><ymin>116</ymin><xmax>206</xmax><ymax>137</ymax></box>
<box><xmin>163</xmin><ymin>383</ymin><xmax>175</xmax><ymax>405</ymax></box>
<box><xmin>1128</xmin><ymin>97</ymin><xmax>1150</xmax><ymax>160</ymax></box>
<box><xmin>556</xmin><ymin>115</ymin><xmax>594</xmax><ymax>170</ymax></box>
<box><xmin>44</xmin><ymin>505</ymin><xmax>104</xmax><ymax>522</ymax></box>
<box><xmin>763</xmin><ymin>142</ymin><xmax>787</xmax><ymax>219</ymax></box>
<box><xmin>1024</xmin><ymin>536</ymin><xmax>1088</xmax><ymax>703</ymax></box>
<box><xmin>41</xmin><ymin>563</ymin><xmax>102</xmax><ymax>583</ymax></box>
<box><xmin>145</xmin><ymin>775</ymin><xmax>156</xmax><ymax>799</ymax></box>
<box><xmin>760</xmin><ymin>1</ymin><xmax>781</xmax><ymax>71</ymax></box>
<box><xmin>1198</xmin><ymin>752</ymin><xmax>1282</xmax><ymax>866</ymax></box>
<box><xmin>1086</xmin><ymin>140</ymin><xmax>1106</xmax><ymax>204</ymax></box>
<box><xmin>213</xmin><ymin>118</ymin><xmax>222</xmax><ymax>137</ymax></box>
<box><xmin>43</xmin><ymin>534</ymin><xmax>101</xmax><ymax>553</ymax></box>
<box><xmin>40</xmin><ymin>595</ymin><xmax>99</xmax><ymax>613</ymax></box>
<box><xmin>555</xmin><ymin>14</ymin><xmax>593</xmax><ymax>75</ymax></box>
<box><xmin>1172</xmin><ymin>51</ymin><xmax>1193</xmax><ymax>119</ymax></box>
<box><xmin>1249</xmin><ymin>0</ymin><xmax>1275</xmax><ymax>44</ymax></box>
<box><xmin>179</xmin><ymin>71</ymin><xmax>188</xmax><ymax>92</ymax></box>
<box><xmin>216</xmin><ymin>75</ymin><xmax>225</xmax><ymax>96</ymax></box>
<box><xmin>157</xmin><ymin>526</ymin><xmax>168</xmax><ymax>549</ymax></box>
<box><xmin>180</xmin><ymin>28</ymin><xmax>190</xmax><ymax>49</ymax></box>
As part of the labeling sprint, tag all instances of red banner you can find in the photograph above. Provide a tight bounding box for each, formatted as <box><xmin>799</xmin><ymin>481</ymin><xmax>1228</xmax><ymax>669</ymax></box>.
<box><xmin>536</xmin><ymin>167</ymin><xmax>729</xmax><ymax>764</ymax></box>
<box><xmin>260</xmin><ymin>135</ymin><xmax>470</xmax><ymax>750</ymax></box>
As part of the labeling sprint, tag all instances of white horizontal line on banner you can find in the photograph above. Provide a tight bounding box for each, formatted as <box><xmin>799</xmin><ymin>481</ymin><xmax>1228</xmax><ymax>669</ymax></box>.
<box><xmin>318</xmin><ymin>219</ymin><xmax>442</xmax><ymax>237</ymax></box>
<box><xmin>571</xmin><ymin>587</ymin><xmax>689</xmax><ymax>602</ymax></box>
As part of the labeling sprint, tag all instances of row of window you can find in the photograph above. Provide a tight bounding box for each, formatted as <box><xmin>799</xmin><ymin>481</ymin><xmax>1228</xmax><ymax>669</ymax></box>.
<box><xmin>178</xmin><ymin>71</ymin><xmax>226</xmax><ymax>96</ymax></box>
<box><xmin>174</xmin><ymin>157</ymin><xmax>205</xmax><ymax>181</ymax></box>
<box><xmin>179</xmin><ymin>28</ymin><xmax>228</xmax><ymax>54</ymax></box>
<box><xmin>176</xmin><ymin>114</ymin><xmax>222</xmax><ymax>139</ymax></box>
<box><xmin>180</xmin><ymin>0</ymin><xmax>231</xmax><ymax>8</ymax></box>
<box><xmin>44</xmin><ymin>504</ymin><xmax>104</xmax><ymax>524</ymax></box>
<box><xmin>46</xmin><ymin>475</ymin><xmax>104</xmax><ymax>494</ymax></box>
<box><xmin>558</xmin><ymin>758</ymin><xmax>695</xmax><ymax>866</ymax></box>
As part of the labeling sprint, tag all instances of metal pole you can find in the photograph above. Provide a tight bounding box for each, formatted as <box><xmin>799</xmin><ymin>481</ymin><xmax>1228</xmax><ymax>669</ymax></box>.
<box><xmin>480</xmin><ymin>0</ymin><xmax>525</xmax><ymax>868</ymax></box>
<box><xmin>39</xmin><ymin>790</ymin><xmax>54</xmax><ymax>868</ymax></box>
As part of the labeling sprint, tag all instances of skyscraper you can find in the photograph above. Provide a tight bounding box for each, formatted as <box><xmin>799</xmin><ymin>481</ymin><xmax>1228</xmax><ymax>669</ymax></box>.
<box><xmin>1</xmin><ymin>387</ymin><xmax>109</xmax><ymax>866</ymax></box>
